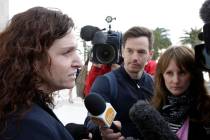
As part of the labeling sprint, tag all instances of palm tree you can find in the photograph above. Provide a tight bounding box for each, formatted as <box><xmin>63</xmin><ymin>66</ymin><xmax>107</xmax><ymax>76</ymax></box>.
<box><xmin>180</xmin><ymin>27</ymin><xmax>202</xmax><ymax>47</ymax></box>
<box><xmin>153</xmin><ymin>27</ymin><xmax>172</xmax><ymax>60</ymax></box>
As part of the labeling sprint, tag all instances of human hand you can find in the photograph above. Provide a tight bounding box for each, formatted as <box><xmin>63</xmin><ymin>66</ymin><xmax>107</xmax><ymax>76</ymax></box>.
<box><xmin>92</xmin><ymin>63</ymin><xmax>102</xmax><ymax>68</ymax></box>
<box><xmin>100</xmin><ymin>121</ymin><xmax>125</xmax><ymax>140</ymax></box>
<box><xmin>111</xmin><ymin>64</ymin><xmax>120</xmax><ymax>70</ymax></box>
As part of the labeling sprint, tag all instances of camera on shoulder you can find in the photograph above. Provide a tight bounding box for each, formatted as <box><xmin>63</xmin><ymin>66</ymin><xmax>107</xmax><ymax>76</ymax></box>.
<box><xmin>80</xmin><ymin>16</ymin><xmax>123</xmax><ymax>65</ymax></box>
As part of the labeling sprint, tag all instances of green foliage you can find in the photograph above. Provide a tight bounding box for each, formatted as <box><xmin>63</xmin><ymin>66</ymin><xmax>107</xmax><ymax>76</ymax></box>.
<box><xmin>180</xmin><ymin>27</ymin><xmax>202</xmax><ymax>47</ymax></box>
<box><xmin>152</xmin><ymin>27</ymin><xmax>172</xmax><ymax>60</ymax></box>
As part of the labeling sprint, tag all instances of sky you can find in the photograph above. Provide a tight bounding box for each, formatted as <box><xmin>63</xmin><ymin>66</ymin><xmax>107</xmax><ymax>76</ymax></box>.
<box><xmin>9</xmin><ymin>0</ymin><xmax>206</xmax><ymax>45</ymax></box>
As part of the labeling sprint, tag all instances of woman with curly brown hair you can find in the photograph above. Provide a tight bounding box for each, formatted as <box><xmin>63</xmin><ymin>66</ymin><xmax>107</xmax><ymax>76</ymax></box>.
<box><xmin>151</xmin><ymin>46</ymin><xmax>210</xmax><ymax>140</ymax></box>
<box><xmin>0</xmin><ymin>7</ymin><xmax>83</xmax><ymax>140</ymax></box>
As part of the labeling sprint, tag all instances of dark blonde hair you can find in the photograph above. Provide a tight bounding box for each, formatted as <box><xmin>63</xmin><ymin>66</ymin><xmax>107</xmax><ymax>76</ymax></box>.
<box><xmin>151</xmin><ymin>46</ymin><xmax>210</xmax><ymax>123</ymax></box>
<box><xmin>0</xmin><ymin>7</ymin><xmax>74</xmax><ymax>134</ymax></box>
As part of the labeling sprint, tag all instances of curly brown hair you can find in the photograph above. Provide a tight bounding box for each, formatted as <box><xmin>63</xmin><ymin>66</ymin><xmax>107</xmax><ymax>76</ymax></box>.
<box><xmin>0</xmin><ymin>7</ymin><xmax>74</xmax><ymax>134</ymax></box>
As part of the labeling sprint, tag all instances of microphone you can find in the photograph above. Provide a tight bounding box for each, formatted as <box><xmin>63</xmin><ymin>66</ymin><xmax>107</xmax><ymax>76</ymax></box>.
<box><xmin>129</xmin><ymin>101</ymin><xmax>178</xmax><ymax>140</ymax></box>
<box><xmin>80</xmin><ymin>25</ymin><xmax>100</xmax><ymax>41</ymax></box>
<box><xmin>80</xmin><ymin>25</ymin><xmax>107</xmax><ymax>46</ymax></box>
<box><xmin>200</xmin><ymin>0</ymin><xmax>210</xmax><ymax>24</ymax></box>
<box><xmin>193</xmin><ymin>0</ymin><xmax>210</xmax><ymax>71</ymax></box>
<box><xmin>84</xmin><ymin>93</ymin><xmax>119</xmax><ymax>132</ymax></box>
<box><xmin>200</xmin><ymin>0</ymin><xmax>210</xmax><ymax>51</ymax></box>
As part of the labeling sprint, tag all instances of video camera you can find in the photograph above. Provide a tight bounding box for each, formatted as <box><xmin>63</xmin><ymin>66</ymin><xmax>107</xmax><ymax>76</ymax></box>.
<box><xmin>80</xmin><ymin>16</ymin><xmax>123</xmax><ymax>65</ymax></box>
<box><xmin>194</xmin><ymin>23</ymin><xmax>210</xmax><ymax>72</ymax></box>
<box><xmin>194</xmin><ymin>0</ymin><xmax>210</xmax><ymax>72</ymax></box>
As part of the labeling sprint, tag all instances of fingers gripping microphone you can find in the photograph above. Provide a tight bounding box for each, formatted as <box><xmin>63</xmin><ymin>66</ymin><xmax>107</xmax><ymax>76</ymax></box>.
<box><xmin>84</xmin><ymin>93</ymin><xmax>119</xmax><ymax>132</ymax></box>
<box><xmin>129</xmin><ymin>101</ymin><xmax>178</xmax><ymax>140</ymax></box>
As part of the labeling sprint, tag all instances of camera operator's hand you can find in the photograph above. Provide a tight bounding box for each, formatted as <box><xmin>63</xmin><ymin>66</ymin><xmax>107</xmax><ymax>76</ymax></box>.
<box><xmin>111</xmin><ymin>64</ymin><xmax>120</xmax><ymax>70</ymax></box>
<box><xmin>100</xmin><ymin>121</ymin><xmax>125</xmax><ymax>140</ymax></box>
<box><xmin>92</xmin><ymin>63</ymin><xmax>103</xmax><ymax>68</ymax></box>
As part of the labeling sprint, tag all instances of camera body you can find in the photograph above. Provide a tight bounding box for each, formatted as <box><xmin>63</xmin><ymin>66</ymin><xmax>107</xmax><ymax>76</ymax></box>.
<box><xmin>80</xmin><ymin>16</ymin><xmax>123</xmax><ymax>65</ymax></box>
<box><xmin>90</xmin><ymin>31</ymin><xmax>122</xmax><ymax>64</ymax></box>
<box><xmin>195</xmin><ymin>23</ymin><xmax>210</xmax><ymax>71</ymax></box>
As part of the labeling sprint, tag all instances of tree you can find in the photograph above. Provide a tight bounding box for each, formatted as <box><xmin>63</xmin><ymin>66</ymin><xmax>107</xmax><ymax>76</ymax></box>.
<box><xmin>152</xmin><ymin>27</ymin><xmax>172</xmax><ymax>60</ymax></box>
<box><xmin>180</xmin><ymin>27</ymin><xmax>202</xmax><ymax>47</ymax></box>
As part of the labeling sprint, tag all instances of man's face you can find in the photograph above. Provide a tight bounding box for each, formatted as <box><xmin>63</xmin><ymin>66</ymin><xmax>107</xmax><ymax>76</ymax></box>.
<box><xmin>41</xmin><ymin>30</ymin><xmax>82</xmax><ymax>91</ymax></box>
<box><xmin>122</xmin><ymin>36</ymin><xmax>151</xmax><ymax>77</ymax></box>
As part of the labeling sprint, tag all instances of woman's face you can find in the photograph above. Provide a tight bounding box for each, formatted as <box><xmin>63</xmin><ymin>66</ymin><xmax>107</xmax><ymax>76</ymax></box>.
<box><xmin>163</xmin><ymin>59</ymin><xmax>191</xmax><ymax>96</ymax></box>
<box><xmin>42</xmin><ymin>30</ymin><xmax>82</xmax><ymax>91</ymax></box>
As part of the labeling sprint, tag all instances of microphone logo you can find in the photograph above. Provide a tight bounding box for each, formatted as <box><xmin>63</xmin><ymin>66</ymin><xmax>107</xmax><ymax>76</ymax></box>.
<box><xmin>84</xmin><ymin>93</ymin><xmax>117</xmax><ymax>128</ymax></box>
<box><xmin>105</xmin><ymin>107</ymin><xmax>115</xmax><ymax>126</ymax></box>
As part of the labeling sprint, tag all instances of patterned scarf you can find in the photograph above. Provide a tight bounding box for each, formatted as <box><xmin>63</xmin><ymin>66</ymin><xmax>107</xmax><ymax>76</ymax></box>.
<box><xmin>161</xmin><ymin>90</ymin><xmax>195</xmax><ymax>125</ymax></box>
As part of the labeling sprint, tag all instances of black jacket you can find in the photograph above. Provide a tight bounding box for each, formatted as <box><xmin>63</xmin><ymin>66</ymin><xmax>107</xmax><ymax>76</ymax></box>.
<box><xmin>85</xmin><ymin>66</ymin><xmax>154</xmax><ymax>139</ymax></box>
<box><xmin>1</xmin><ymin>103</ymin><xmax>74</xmax><ymax>140</ymax></box>
<box><xmin>188</xmin><ymin>120</ymin><xmax>210</xmax><ymax>140</ymax></box>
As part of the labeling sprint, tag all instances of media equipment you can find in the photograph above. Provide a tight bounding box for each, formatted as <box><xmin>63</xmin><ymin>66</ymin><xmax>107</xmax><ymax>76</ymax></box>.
<box><xmin>80</xmin><ymin>16</ymin><xmax>122</xmax><ymax>64</ymax></box>
<box><xmin>129</xmin><ymin>101</ymin><xmax>178</xmax><ymax>140</ymax></box>
<box><xmin>195</xmin><ymin>0</ymin><xmax>210</xmax><ymax>71</ymax></box>
<box><xmin>84</xmin><ymin>93</ymin><xmax>119</xmax><ymax>132</ymax></box>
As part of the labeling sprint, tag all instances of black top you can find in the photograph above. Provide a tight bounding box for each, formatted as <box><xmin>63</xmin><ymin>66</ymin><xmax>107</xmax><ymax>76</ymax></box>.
<box><xmin>1</xmin><ymin>102</ymin><xmax>74</xmax><ymax>140</ymax></box>
<box><xmin>85</xmin><ymin>66</ymin><xmax>154</xmax><ymax>139</ymax></box>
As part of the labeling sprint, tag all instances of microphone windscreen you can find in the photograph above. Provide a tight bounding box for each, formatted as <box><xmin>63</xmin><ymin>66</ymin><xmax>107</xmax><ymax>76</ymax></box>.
<box><xmin>84</xmin><ymin>93</ymin><xmax>106</xmax><ymax>116</ymax></box>
<box><xmin>200</xmin><ymin>0</ymin><xmax>210</xmax><ymax>23</ymax></box>
<box><xmin>129</xmin><ymin>101</ymin><xmax>163</xmax><ymax>123</ymax></box>
<box><xmin>80</xmin><ymin>25</ymin><xmax>100</xmax><ymax>41</ymax></box>
<box><xmin>129</xmin><ymin>101</ymin><xmax>178</xmax><ymax>140</ymax></box>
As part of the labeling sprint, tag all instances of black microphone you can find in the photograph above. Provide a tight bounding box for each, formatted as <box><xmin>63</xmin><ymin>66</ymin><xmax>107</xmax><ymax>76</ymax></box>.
<box><xmin>80</xmin><ymin>25</ymin><xmax>107</xmax><ymax>46</ymax></box>
<box><xmin>129</xmin><ymin>101</ymin><xmax>178</xmax><ymax>140</ymax></box>
<box><xmin>84</xmin><ymin>93</ymin><xmax>120</xmax><ymax>132</ymax></box>
<box><xmin>80</xmin><ymin>25</ymin><xmax>100</xmax><ymax>41</ymax></box>
<box><xmin>200</xmin><ymin>0</ymin><xmax>210</xmax><ymax>52</ymax></box>
<box><xmin>200</xmin><ymin>0</ymin><xmax>210</xmax><ymax>24</ymax></box>
<box><xmin>194</xmin><ymin>0</ymin><xmax>210</xmax><ymax>71</ymax></box>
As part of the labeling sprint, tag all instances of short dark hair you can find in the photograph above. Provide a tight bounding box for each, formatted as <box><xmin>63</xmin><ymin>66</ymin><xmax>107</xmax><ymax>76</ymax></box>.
<box><xmin>122</xmin><ymin>26</ymin><xmax>153</xmax><ymax>50</ymax></box>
